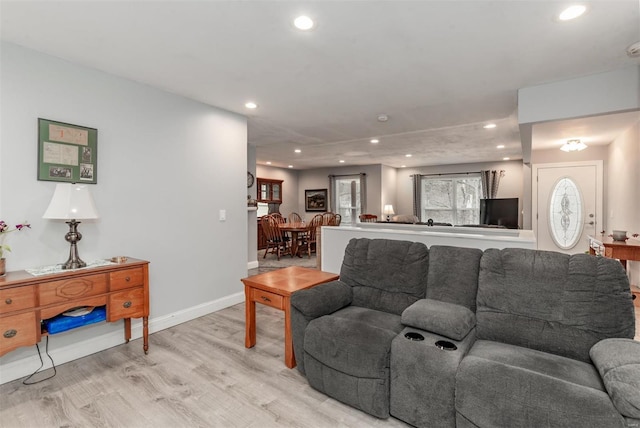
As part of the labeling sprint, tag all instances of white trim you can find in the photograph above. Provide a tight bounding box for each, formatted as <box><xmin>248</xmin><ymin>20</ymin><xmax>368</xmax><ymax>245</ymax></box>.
<box><xmin>0</xmin><ymin>292</ymin><xmax>245</xmax><ymax>385</ymax></box>
<box><xmin>531</xmin><ymin>160</ymin><xmax>603</xmax><ymax>251</ymax></box>
<box><xmin>247</xmin><ymin>260</ymin><xmax>259</xmax><ymax>270</ymax></box>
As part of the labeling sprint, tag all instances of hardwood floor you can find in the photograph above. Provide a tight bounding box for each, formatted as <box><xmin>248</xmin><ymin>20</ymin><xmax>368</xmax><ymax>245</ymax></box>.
<box><xmin>0</xmin><ymin>303</ymin><xmax>409</xmax><ymax>428</ymax></box>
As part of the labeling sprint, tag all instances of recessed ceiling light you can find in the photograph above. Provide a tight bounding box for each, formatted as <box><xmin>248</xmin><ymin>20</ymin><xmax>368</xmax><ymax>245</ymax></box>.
<box><xmin>339</xmin><ymin>160</ymin><xmax>345</xmax><ymax>163</ymax></box>
<box><xmin>496</xmin><ymin>145</ymin><xmax>505</xmax><ymax>149</ymax></box>
<box><xmin>483</xmin><ymin>123</ymin><xmax>497</xmax><ymax>129</ymax></box>
<box><xmin>558</xmin><ymin>5</ymin><xmax>587</xmax><ymax>21</ymax></box>
<box><xmin>377</xmin><ymin>114</ymin><xmax>389</xmax><ymax>122</ymax></box>
<box><xmin>288</xmin><ymin>165</ymin><xmax>294</xmax><ymax>168</ymax></box>
<box><xmin>370</xmin><ymin>139</ymin><xmax>379</xmax><ymax>144</ymax></box>
<box><xmin>294</xmin><ymin>15</ymin><xmax>314</xmax><ymax>30</ymax></box>
<box><xmin>266</xmin><ymin>161</ymin><xmax>272</xmax><ymax>165</ymax></box>
<box><xmin>503</xmin><ymin>157</ymin><xmax>510</xmax><ymax>161</ymax></box>
<box><xmin>405</xmin><ymin>154</ymin><xmax>412</xmax><ymax>157</ymax></box>
<box><xmin>294</xmin><ymin>149</ymin><xmax>301</xmax><ymax>153</ymax></box>
<box><xmin>401</xmin><ymin>165</ymin><xmax>406</xmax><ymax>168</ymax></box>
<box><xmin>245</xmin><ymin>101</ymin><xmax>258</xmax><ymax>109</ymax></box>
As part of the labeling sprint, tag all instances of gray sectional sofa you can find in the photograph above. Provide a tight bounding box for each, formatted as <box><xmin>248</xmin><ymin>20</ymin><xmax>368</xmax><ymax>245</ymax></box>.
<box><xmin>290</xmin><ymin>238</ymin><xmax>640</xmax><ymax>427</ymax></box>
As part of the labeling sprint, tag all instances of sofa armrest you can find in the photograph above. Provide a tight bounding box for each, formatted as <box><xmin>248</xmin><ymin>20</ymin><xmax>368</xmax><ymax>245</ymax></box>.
<box><xmin>590</xmin><ymin>338</ymin><xmax>640</xmax><ymax>419</ymax></box>
<box><xmin>291</xmin><ymin>280</ymin><xmax>352</xmax><ymax>318</ymax></box>
<box><xmin>401</xmin><ymin>298</ymin><xmax>476</xmax><ymax>341</ymax></box>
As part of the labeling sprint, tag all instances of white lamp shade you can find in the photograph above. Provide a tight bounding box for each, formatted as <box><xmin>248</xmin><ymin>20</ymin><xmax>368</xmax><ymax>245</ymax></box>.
<box><xmin>383</xmin><ymin>204</ymin><xmax>395</xmax><ymax>215</ymax></box>
<box><xmin>43</xmin><ymin>183</ymin><xmax>99</xmax><ymax>220</ymax></box>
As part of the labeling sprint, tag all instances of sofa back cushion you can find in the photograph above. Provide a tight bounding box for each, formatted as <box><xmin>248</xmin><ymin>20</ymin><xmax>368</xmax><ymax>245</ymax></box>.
<box><xmin>340</xmin><ymin>238</ymin><xmax>429</xmax><ymax>315</ymax></box>
<box><xmin>477</xmin><ymin>248</ymin><xmax>635</xmax><ymax>362</ymax></box>
<box><xmin>426</xmin><ymin>245</ymin><xmax>482</xmax><ymax>311</ymax></box>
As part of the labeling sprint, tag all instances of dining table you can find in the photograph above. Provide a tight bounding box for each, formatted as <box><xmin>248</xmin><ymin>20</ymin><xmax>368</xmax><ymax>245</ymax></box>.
<box><xmin>278</xmin><ymin>222</ymin><xmax>308</xmax><ymax>257</ymax></box>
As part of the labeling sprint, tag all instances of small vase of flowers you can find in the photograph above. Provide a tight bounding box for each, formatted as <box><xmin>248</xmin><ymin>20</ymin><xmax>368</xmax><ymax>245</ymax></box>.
<box><xmin>0</xmin><ymin>220</ymin><xmax>31</xmax><ymax>276</ymax></box>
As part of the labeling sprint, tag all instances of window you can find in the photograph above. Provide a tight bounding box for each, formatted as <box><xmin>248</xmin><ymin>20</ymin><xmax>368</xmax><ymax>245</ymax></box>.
<box><xmin>331</xmin><ymin>174</ymin><xmax>366</xmax><ymax>224</ymax></box>
<box><xmin>421</xmin><ymin>175</ymin><xmax>481</xmax><ymax>225</ymax></box>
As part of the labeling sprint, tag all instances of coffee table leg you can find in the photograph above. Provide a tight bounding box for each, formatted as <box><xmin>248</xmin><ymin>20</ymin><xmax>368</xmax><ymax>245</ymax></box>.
<box><xmin>245</xmin><ymin>285</ymin><xmax>256</xmax><ymax>348</ymax></box>
<box><xmin>284</xmin><ymin>297</ymin><xmax>296</xmax><ymax>368</ymax></box>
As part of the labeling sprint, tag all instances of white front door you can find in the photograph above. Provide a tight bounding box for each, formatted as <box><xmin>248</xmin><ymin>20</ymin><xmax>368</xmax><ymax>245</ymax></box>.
<box><xmin>532</xmin><ymin>161</ymin><xmax>603</xmax><ymax>254</ymax></box>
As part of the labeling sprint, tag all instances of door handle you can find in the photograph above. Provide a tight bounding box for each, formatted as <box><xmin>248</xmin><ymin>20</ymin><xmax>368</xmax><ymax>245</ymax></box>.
<box><xmin>587</xmin><ymin>221</ymin><xmax>595</xmax><ymax>226</ymax></box>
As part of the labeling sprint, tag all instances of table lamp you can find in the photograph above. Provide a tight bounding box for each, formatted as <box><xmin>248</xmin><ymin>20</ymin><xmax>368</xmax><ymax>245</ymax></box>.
<box><xmin>383</xmin><ymin>204</ymin><xmax>395</xmax><ymax>222</ymax></box>
<box><xmin>43</xmin><ymin>183</ymin><xmax>99</xmax><ymax>269</ymax></box>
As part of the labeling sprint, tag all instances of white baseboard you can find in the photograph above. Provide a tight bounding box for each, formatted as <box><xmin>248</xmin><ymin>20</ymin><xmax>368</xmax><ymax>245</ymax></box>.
<box><xmin>247</xmin><ymin>260</ymin><xmax>259</xmax><ymax>270</ymax></box>
<box><xmin>0</xmin><ymin>292</ymin><xmax>245</xmax><ymax>385</ymax></box>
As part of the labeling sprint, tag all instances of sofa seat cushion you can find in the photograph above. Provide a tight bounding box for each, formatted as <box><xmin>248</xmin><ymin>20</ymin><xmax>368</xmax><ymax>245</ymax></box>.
<box><xmin>456</xmin><ymin>340</ymin><xmax>625</xmax><ymax>428</ymax></box>
<box><xmin>304</xmin><ymin>306</ymin><xmax>403</xmax><ymax>378</ymax></box>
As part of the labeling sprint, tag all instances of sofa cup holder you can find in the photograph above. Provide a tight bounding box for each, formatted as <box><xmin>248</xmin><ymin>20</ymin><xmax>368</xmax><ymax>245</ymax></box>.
<box><xmin>404</xmin><ymin>332</ymin><xmax>425</xmax><ymax>341</ymax></box>
<box><xmin>435</xmin><ymin>340</ymin><xmax>457</xmax><ymax>351</ymax></box>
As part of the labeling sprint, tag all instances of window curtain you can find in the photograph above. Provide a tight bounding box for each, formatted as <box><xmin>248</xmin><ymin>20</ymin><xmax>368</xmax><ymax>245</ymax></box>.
<box><xmin>359</xmin><ymin>173</ymin><xmax>367</xmax><ymax>214</ymax></box>
<box><xmin>480</xmin><ymin>170</ymin><xmax>505</xmax><ymax>199</ymax></box>
<box><xmin>412</xmin><ymin>174</ymin><xmax>422</xmax><ymax>218</ymax></box>
<box><xmin>328</xmin><ymin>175</ymin><xmax>337</xmax><ymax>212</ymax></box>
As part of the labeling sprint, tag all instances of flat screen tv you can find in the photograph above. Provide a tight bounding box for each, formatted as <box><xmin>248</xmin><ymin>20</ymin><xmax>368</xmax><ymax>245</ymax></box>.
<box><xmin>479</xmin><ymin>198</ymin><xmax>519</xmax><ymax>229</ymax></box>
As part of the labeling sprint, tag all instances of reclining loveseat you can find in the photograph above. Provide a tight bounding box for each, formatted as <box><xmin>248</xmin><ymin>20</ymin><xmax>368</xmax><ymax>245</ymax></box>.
<box><xmin>290</xmin><ymin>238</ymin><xmax>639</xmax><ymax>427</ymax></box>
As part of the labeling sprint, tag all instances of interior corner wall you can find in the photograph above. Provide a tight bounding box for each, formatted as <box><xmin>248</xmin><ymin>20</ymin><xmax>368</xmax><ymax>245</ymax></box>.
<box><xmin>0</xmin><ymin>42</ymin><xmax>248</xmax><ymax>383</ymax></box>
<box><xmin>247</xmin><ymin>145</ymin><xmax>257</xmax><ymax>266</ymax></box>
<box><xmin>607</xmin><ymin>121</ymin><xmax>640</xmax><ymax>285</ymax></box>
<box><xmin>381</xmin><ymin>165</ymin><xmax>397</xmax><ymax>217</ymax></box>
<box><xmin>255</xmin><ymin>165</ymin><xmax>299</xmax><ymax>218</ymax></box>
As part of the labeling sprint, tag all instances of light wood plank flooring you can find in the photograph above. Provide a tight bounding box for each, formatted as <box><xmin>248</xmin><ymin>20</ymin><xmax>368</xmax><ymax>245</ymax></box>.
<box><xmin>0</xmin><ymin>303</ymin><xmax>410</xmax><ymax>428</ymax></box>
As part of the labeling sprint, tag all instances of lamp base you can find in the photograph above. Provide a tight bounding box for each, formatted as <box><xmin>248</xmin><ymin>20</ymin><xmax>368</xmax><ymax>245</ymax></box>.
<box><xmin>61</xmin><ymin>220</ymin><xmax>86</xmax><ymax>270</ymax></box>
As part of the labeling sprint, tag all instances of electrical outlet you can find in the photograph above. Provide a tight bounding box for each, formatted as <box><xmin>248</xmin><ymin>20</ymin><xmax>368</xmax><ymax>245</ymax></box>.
<box><xmin>219</xmin><ymin>209</ymin><xmax>226</xmax><ymax>221</ymax></box>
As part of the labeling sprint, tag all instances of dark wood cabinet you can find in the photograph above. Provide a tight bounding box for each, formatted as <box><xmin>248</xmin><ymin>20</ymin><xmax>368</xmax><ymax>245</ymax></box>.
<box><xmin>257</xmin><ymin>178</ymin><xmax>283</xmax><ymax>203</ymax></box>
<box><xmin>257</xmin><ymin>217</ymin><xmax>268</xmax><ymax>250</ymax></box>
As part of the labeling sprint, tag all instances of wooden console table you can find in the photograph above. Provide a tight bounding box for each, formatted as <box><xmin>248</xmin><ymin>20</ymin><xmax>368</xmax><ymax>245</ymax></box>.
<box><xmin>0</xmin><ymin>258</ymin><xmax>150</xmax><ymax>357</ymax></box>
<box><xmin>588</xmin><ymin>234</ymin><xmax>640</xmax><ymax>306</ymax></box>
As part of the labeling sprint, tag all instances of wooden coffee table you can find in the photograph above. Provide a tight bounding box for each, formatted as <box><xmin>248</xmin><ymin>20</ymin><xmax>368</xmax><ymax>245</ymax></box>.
<box><xmin>241</xmin><ymin>266</ymin><xmax>339</xmax><ymax>368</ymax></box>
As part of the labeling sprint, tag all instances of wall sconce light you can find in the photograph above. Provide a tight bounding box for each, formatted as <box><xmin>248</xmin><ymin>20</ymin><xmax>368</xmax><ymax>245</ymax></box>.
<box><xmin>560</xmin><ymin>139</ymin><xmax>587</xmax><ymax>152</ymax></box>
<box><xmin>43</xmin><ymin>183</ymin><xmax>99</xmax><ymax>269</ymax></box>
<box><xmin>383</xmin><ymin>204</ymin><xmax>395</xmax><ymax>222</ymax></box>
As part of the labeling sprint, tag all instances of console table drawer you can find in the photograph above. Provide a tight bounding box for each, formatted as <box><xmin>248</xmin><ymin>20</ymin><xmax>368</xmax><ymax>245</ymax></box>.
<box><xmin>108</xmin><ymin>287</ymin><xmax>145</xmax><ymax>321</ymax></box>
<box><xmin>110</xmin><ymin>268</ymin><xmax>144</xmax><ymax>291</ymax></box>
<box><xmin>39</xmin><ymin>274</ymin><xmax>108</xmax><ymax>306</ymax></box>
<box><xmin>252</xmin><ymin>289</ymin><xmax>284</xmax><ymax>310</ymax></box>
<box><xmin>0</xmin><ymin>286</ymin><xmax>36</xmax><ymax>314</ymax></box>
<box><xmin>0</xmin><ymin>312</ymin><xmax>38</xmax><ymax>356</ymax></box>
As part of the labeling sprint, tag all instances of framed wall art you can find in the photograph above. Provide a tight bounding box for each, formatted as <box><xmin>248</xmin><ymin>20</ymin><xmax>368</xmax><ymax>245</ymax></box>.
<box><xmin>305</xmin><ymin>188</ymin><xmax>327</xmax><ymax>212</ymax></box>
<box><xmin>37</xmin><ymin>118</ymin><xmax>98</xmax><ymax>184</ymax></box>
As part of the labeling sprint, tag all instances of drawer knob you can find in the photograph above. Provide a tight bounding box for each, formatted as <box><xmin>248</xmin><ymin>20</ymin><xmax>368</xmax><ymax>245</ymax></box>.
<box><xmin>261</xmin><ymin>296</ymin><xmax>271</xmax><ymax>302</ymax></box>
<box><xmin>125</xmin><ymin>276</ymin><xmax>131</xmax><ymax>282</ymax></box>
<box><xmin>5</xmin><ymin>298</ymin><xmax>12</xmax><ymax>305</ymax></box>
<box><xmin>123</xmin><ymin>301</ymin><xmax>132</xmax><ymax>308</ymax></box>
<box><xmin>3</xmin><ymin>329</ymin><xmax>17</xmax><ymax>339</ymax></box>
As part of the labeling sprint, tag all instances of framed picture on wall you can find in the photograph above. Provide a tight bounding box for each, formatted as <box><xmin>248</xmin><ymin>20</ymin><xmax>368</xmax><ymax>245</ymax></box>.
<box><xmin>37</xmin><ymin>118</ymin><xmax>98</xmax><ymax>184</ymax></box>
<box><xmin>305</xmin><ymin>189</ymin><xmax>328</xmax><ymax>212</ymax></box>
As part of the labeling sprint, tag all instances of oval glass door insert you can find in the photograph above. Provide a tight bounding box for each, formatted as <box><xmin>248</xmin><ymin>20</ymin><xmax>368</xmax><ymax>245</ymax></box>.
<box><xmin>548</xmin><ymin>177</ymin><xmax>584</xmax><ymax>250</ymax></box>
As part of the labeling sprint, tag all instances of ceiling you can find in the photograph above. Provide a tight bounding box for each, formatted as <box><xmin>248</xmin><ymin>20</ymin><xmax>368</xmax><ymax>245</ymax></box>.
<box><xmin>1</xmin><ymin>1</ymin><xmax>639</xmax><ymax>170</ymax></box>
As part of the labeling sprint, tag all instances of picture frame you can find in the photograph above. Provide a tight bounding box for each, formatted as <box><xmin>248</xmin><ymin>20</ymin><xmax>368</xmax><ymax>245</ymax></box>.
<box><xmin>38</xmin><ymin>118</ymin><xmax>98</xmax><ymax>184</ymax></box>
<box><xmin>305</xmin><ymin>188</ymin><xmax>328</xmax><ymax>212</ymax></box>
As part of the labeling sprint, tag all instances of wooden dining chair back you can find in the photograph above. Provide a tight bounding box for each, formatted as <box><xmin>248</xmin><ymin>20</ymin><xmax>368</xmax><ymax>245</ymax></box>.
<box><xmin>262</xmin><ymin>215</ymin><xmax>290</xmax><ymax>260</ymax></box>
<box><xmin>271</xmin><ymin>212</ymin><xmax>286</xmax><ymax>223</ymax></box>
<box><xmin>299</xmin><ymin>214</ymin><xmax>324</xmax><ymax>258</ymax></box>
<box><xmin>334</xmin><ymin>214</ymin><xmax>342</xmax><ymax>226</ymax></box>
<box><xmin>359</xmin><ymin>214</ymin><xmax>378</xmax><ymax>223</ymax></box>
<box><xmin>322</xmin><ymin>212</ymin><xmax>337</xmax><ymax>226</ymax></box>
<box><xmin>288</xmin><ymin>212</ymin><xmax>303</xmax><ymax>223</ymax></box>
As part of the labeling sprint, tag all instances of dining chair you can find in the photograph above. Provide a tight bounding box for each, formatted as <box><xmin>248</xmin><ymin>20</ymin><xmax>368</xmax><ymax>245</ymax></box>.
<box><xmin>262</xmin><ymin>215</ymin><xmax>290</xmax><ymax>260</ymax></box>
<box><xmin>288</xmin><ymin>212</ymin><xmax>303</xmax><ymax>223</ymax></box>
<box><xmin>359</xmin><ymin>214</ymin><xmax>378</xmax><ymax>222</ymax></box>
<box><xmin>322</xmin><ymin>212</ymin><xmax>336</xmax><ymax>226</ymax></box>
<box><xmin>271</xmin><ymin>212</ymin><xmax>286</xmax><ymax>223</ymax></box>
<box><xmin>334</xmin><ymin>214</ymin><xmax>342</xmax><ymax>226</ymax></box>
<box><xmin>299</xmin><ymin>214</ymin><xmax>324</xmax><ymax>258</ymax></box>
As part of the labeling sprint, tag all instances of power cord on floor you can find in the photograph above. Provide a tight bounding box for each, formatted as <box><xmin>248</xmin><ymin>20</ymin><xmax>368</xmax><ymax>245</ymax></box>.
<box><xmin>22</xmin><ymin>336</ymin><xmax>56</xmax><ymax>385</ymax></box>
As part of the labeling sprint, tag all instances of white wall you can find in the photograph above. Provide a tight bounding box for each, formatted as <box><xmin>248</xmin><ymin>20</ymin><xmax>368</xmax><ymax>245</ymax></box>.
<box><xmin>0</xmin><ymin>43</ymin><xmax>248</xmax><ymax>382</ymax></box>
<box><xmin>247</xmin><ymin>145</ymin><xmax>258</xmax><ymax>267</ymax></box>
<box><xmin>607</xmin><ymin>122</ymin><xmax>640</xmax><ymax>284</ymax></box>
<box><xmin>396</xmin><ymin>160</ymin><xmax>524</xmax><ymax>226</ymax></box>
<box><xmin>381</xmin><ymin>165</ymin><xmax>397</xmax><ymax>217</ymax></box>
